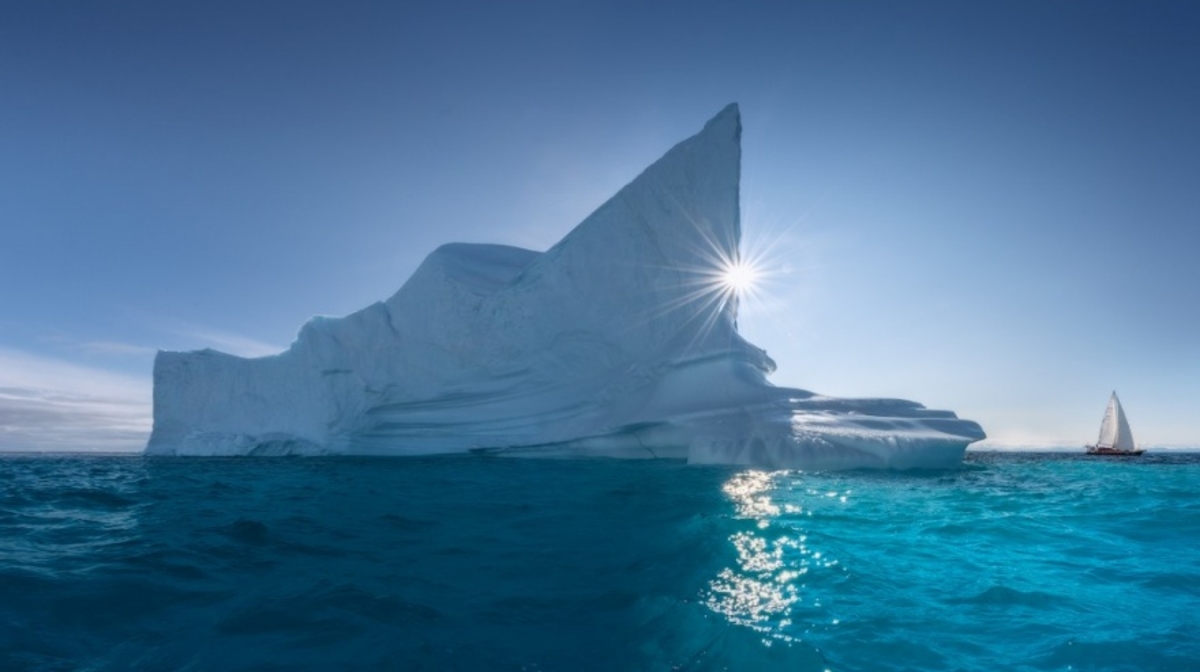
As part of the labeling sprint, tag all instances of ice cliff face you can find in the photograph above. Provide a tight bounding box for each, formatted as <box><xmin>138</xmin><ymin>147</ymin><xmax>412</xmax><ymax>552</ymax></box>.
<box><xmin>146</xmin><ymin>104</ymin><xmax>985</xmax><ymax>468</ymax></box>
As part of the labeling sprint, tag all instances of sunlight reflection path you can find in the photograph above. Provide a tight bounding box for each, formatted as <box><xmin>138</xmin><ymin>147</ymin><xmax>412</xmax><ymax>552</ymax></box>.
<box><xmin>706</xmin><ymin>470</ymin><xmax>850</xmax><ymax>643</ymax></box>
<box><xmin>706</xmin><ymin>471</ymin><xmax>798</xmax><ymax>630</ymax></box>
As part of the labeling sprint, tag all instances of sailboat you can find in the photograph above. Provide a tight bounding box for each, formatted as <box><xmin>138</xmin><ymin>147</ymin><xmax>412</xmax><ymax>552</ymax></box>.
<box><xmin>1085</xmin><ymin>391</ymin><xmax>1145</xmax><ymax>456</ymax></box>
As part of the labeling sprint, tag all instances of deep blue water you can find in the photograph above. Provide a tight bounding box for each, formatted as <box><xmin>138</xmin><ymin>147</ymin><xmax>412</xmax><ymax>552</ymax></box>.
<box><xmin>2</xmin><ymin>451</ymin><xmax>1198</xmax><ymax>671</ymax></box>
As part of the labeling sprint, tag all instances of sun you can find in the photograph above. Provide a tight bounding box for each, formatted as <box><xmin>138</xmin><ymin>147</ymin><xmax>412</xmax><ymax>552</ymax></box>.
<box><xmin>720</xmin><ymin>259</ymin><xmax>759</xmax><ymax>295</ymax></box>
<box><xmin>638</xmin><ymin>211</ymin><xmax>788</xmax><ymax>343</ymax></box>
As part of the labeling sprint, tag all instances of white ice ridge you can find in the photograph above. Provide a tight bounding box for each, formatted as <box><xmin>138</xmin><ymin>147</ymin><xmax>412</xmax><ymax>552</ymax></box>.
<box><xmin>146</xmin><ymin>104</ymin><xmax>985</xmax><ymax>468</ymax></box>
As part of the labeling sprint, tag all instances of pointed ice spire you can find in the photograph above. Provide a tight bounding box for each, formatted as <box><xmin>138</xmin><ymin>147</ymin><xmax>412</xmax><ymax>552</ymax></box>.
<box><xmin>504</xmin><ymin>104</ymin><xmax>746</xmax><ymax>357</ymax></box>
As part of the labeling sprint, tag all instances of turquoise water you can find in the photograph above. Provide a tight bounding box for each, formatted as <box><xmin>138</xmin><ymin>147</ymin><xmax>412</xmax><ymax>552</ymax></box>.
<box><xmin>2</xmin><ymin>451</ymin><xmax>1197</xmax><ymax>670</ymax></box>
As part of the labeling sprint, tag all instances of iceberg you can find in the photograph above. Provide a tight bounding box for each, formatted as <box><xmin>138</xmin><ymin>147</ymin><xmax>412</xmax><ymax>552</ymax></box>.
<box><xmin>146</xmin><ymin>104</ymin><xmax>984</xmax><ymax>468</ymax></box>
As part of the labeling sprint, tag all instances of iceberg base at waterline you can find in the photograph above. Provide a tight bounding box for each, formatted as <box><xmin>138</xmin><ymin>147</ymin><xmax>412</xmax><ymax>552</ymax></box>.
<box><xmin>146</xmin><ymin>104</ymin><xmax>984</xmax><ymax>469</ymax></box>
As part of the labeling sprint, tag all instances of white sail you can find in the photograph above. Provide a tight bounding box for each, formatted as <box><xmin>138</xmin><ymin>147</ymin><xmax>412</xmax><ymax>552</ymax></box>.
<box><xmin>1096</xmin><ymin>391</ymin><xmax>1136</xmax><ymax>451</ymax></box>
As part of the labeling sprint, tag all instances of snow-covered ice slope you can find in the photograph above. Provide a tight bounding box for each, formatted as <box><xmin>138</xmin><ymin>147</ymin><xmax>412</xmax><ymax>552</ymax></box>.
<box><xmin>146</xmin><ymin>104</ymin><xmax>985</xmax><ymax>468</ymax></box>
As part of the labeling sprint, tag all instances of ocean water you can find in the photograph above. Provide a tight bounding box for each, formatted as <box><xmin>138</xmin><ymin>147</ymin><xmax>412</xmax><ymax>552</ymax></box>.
<box><xmin>1</xmin><ymin>452</ymin><xmax>1197</xmax><ymax>671</ymax></box>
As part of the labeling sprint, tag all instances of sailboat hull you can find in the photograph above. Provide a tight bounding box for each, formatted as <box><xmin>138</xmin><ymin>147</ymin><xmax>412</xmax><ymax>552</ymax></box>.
<box><xmin>1085</xmin><ymin>445</ymin><xmax>1146</xmax><ymax>456</ymax></box>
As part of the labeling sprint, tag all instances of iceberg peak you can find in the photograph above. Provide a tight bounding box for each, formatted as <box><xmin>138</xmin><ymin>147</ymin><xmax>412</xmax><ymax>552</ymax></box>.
<box><xmin>147</xmin><ymin>105</ymin><xmax>984</xmax><ymax>468</ymax></box>
<box><xmin>705</xmin><ymin>102</ymin><xmax>740</xmax><ymax>132</ymax></box>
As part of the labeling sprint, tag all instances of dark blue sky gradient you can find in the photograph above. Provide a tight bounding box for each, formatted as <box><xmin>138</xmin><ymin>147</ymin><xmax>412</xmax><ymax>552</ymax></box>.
<box><xmin>2</xmin><ymin>1</ymin><xmax>1198</xmax><ymax>447</ymax></box>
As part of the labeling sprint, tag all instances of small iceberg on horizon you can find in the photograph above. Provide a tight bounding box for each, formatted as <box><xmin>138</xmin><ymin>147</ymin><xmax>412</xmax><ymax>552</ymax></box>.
<box><xmin>146</xmin><ymin>104</ymin><xmax>985</xmax><ymax>468</ymax></box>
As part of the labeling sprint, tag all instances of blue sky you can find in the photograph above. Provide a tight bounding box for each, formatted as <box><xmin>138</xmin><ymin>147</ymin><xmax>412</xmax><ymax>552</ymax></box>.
<box><xmin>2</xmin><ymin>1</ymin><xmax>1198</xmax><ymax>450</ymax></box>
